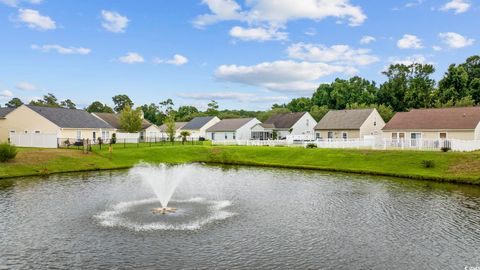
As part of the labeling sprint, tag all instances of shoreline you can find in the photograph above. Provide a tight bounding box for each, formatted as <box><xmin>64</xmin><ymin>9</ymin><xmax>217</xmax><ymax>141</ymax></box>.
<box><xmin>1</xmin><ymin>145</ymin><xmax>479</xmax><ymax>185</ymax></box>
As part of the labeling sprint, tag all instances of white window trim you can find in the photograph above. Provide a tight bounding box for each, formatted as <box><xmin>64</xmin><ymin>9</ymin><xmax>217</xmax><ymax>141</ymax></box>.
<box><xmin>341</xmin><ymin>131</ymin><xmax>348</xmax><ymax>140</ymax></box>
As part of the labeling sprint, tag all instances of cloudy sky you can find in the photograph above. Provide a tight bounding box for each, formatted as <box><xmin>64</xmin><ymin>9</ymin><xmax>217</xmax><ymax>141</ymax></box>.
<box><xmin>0</xmin><ymin>0</ymin><xmax>478</xmax><ymax>110</ymax></box>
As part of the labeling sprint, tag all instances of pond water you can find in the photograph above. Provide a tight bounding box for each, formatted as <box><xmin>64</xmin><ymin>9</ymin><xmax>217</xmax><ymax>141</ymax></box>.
<box><xmin>1</xmin><ymin>164</ymin><xmax>480</xmax><ymax>269</ymax></box>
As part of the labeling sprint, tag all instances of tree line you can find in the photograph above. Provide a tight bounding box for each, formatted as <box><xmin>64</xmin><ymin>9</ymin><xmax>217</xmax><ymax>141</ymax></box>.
<box><xmin>3</xmin><ymin>55</ymin><xmax>479</xmax><ymax>124</ymax></box>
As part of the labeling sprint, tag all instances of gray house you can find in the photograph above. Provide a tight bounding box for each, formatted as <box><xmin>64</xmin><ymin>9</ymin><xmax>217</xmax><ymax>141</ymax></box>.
<box><xmin>181</xmin><ymin>116</ymin><xmax>220</xmax><ymax>139</ymax></box>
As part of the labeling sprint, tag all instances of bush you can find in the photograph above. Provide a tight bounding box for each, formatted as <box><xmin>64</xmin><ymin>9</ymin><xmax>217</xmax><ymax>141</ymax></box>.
<box><xmin>111</xmin><ymin>133</ymin><xmax>117</xmax><ymax>144</ymax></box>
<box><xmin>306</xmin><ymin>143</ymin><xmax>317</xmax><ymax>148</ymax></box>
<box><xmin>0</xmin><ymin>143</ymin><xmax>17</xmax><ymax>162</ymax></box>
<box><xmin>422</xmin><ymin>160</ymin><xmax>435</xmax><ymax>168</ymax></box>
<box><xmin>441</xmin><ymin>147</ymin><xmax>451</xmax><ymax>152</ymax></box>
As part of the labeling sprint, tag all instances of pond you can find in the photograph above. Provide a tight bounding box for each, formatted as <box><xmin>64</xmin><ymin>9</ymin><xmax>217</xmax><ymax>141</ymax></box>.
<box><xmin>1</xmin><ymin>164</ymin><xmax>479</xmax><ymax>269</ymax></box>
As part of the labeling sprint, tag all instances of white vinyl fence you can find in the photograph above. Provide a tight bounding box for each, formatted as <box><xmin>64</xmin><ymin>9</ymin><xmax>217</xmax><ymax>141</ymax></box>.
<box><xmin>116</xmin><ymin>132</ymin><xmax>140</xmax><ymax>143</ymax></box>
<box><xmin>10</xmin><ymin>133</ymin><xmax>58</xmax><ymax>148</ymax></box>
<box><xmin>212</xmin><ymin>138</ymin><xmax>480</xmax><ymax>152</ymax></box>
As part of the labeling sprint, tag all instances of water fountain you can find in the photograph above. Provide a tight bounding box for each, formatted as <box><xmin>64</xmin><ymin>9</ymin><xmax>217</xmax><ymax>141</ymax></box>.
<box><xmin>129</xmin><ymin>163</ymin><xmax>188</xmax><ymax>214</ymax></box>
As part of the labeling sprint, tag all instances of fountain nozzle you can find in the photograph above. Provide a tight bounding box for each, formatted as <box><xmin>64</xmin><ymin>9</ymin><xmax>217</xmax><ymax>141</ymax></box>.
<box><xmin>151</xmin><ymin>207</ymin><xmax>177</xmax><ymax>215</ymax></box>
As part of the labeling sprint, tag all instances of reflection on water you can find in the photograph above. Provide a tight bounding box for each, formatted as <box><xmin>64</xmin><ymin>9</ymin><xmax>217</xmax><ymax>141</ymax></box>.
<box><xmin>1</xmin><ymin>164</ymin><xmax>480</xmax><ymax>269</ymax></box>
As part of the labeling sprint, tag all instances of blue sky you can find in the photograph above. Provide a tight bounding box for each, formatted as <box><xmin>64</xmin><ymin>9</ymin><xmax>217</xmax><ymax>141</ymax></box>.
<box><xmin>0</xmin><ymin>0</ymin><xmax>478</xmax><ymax>110</ymax></box>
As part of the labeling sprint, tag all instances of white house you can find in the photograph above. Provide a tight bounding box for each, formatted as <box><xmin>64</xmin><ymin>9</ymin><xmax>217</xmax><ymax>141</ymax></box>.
<box><xmin>251</xmin><ymin>112</ymin><xmax>317</xmax><ymax>140</ymax></box>
<box><xmin>181</xmin><ymin>116</ymin><xmax>220</xmax><ymax>139</ymax></box>
<box><xmin>158</xmin><ymin>122</ymin><xmax>188</xmax><ymax>138</ymax></box>
<box><xmin>206</xmin><ymin>118</ymin><xmax>261</xmax><ymax>141</ymax></box>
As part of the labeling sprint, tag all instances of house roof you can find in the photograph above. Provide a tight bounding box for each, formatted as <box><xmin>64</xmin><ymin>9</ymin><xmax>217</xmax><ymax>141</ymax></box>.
<box><xmin>0</xmin><ymin>107</ymin><xmax>15</xmax><ymax>118</ymax></box>
<box><xmin>159</xmin><ymin>122</ymin><xmax>188</xmax><ymax>132</ymax></box>
<box><xmin>94</xmin><ymin>112</ymin><xmax>153</xmax><ymax>130</ymax></box>
<box><xmin>259</xmin><ymin>123</ymin><xmax>275</xmax><ymax>129</ymax></box>
<box><xmin>264</xmin><ymin>112</ymin><xmax>306</xmax><ymax>129</ymax></box>
<box><xmin>314</xmin><ymin>109</ymin><xmax>374</xmax><ymax>130</ymax></box>
<box><xmin>207</xmin><ymin>118</ymin><xmax>255</xmax><ymax>132</ymax></box>
<box><xmin>27</xmin><ymin>105</ymin><xmax>113</xmax><ymax>129</ymax></box>
<box><xmin>383</xmin><ymin>107</ymin><xmax>480</xmax><ymax>130</ymax></box>
<box><xmin>182</xmin><ymin>116</ymin><xmax>217</xmax><ymax>130</ymax></box>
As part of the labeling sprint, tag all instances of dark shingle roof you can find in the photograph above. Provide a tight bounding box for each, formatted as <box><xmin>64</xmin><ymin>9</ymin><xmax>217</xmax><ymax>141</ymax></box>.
<box><xmin>93</xmin><ymin>112</ymin><xmax>153</xmax><ymax>130</ymax></box>
<box><xmin>27</xmin><ymin>105</ymin><xmax>112</xmax><ymax>129</ymax></box>
<box><xmin>159</xmin><ymin>122</ymin><xmax>188</xmax><ymax>132</ymax></box>
<box><xmin>182</xmin><ymin>116</ymin><xmax>217</xmax><ymax>130</ymax></box>
<box><xmin>314</xmin><ymin>109</ymin><xmax>374</xmax><ymax>130</ymax></box>
<box><xmin>206</xmin><ymin>118</ymin><xmax>255</xmax><ymax>132</ymax></box>
<box><xmin>0</xmin><ymin>107</ymin><xmax>15</xmax><ymax>118</ymax></box>
<box><xmin>383</xmin><ymin>107</ymin><xmax>480</xmax><ymax>130</ymax></box>
<box><xmin>264</xmin><ymin>112</ymin><xmax>306</xmax><ymax>129</ymax></box>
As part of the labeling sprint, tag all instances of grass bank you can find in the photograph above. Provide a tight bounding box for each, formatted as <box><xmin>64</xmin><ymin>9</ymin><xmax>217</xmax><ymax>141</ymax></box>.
<box><xmin>1</xmin><ymin>145</ymin><xmax>479</xmax><ymax>184</ymax></box>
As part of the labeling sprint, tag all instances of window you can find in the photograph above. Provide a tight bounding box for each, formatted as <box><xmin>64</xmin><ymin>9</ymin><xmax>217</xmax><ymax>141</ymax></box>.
<box><xmin>211</xmin><ymin>133</ymin><xmax>215</xmax><ymax>140</ymax></box>
<box><xmin>327</xmin><ymin>131</ymin><xmax>334</xmax><ymax>140</ymax></box>
<box><xmin>410</xmin><ymin>132</ymin><xmax>422</xmax><ymax>147</ymax></box>
<box><xmin>342</xmin><ymin>132</ymin><xmax>348</xmax><ymax>140</ymax></box>
<box><xmin>374</xmin><ymin>121</ymin><xmax>377</xmax><ymax>126</ymax></box>
<box><xmin>35</xmin><ymin>130</ymin><xmax>40</xmax><ymax>134</ymax></box>
<box><xmin>392</xmin><ymin>133</ymin><xmax>398</xmax><ymax>140</ymax></box>
<box><xmin>9</xmin><ymin>130</ymin><xmax>15</xmax><ymax>134</ymax></box>
<box><xmin>316</xmin><ymin>133</ymin><xmax>321</xmax><ymax>140</ymax></box>
<box><xmin>76</xmin><ymin>130</ymin><xmax>81</xmax><ymax>141</ymax></box>
<box><xmin>225</xmin><ymin>133</ymin><xmax>228</xmax><ymax>139</ymax></box>
<box><xmin>233</xmin><ymin>132</ymin><xmax>236</xmax><ymax>140</ymax></box>
<box><xmin>439</xmin><ymin>132</ymin><xmax>447</xmax><ymax>139</ymax></box>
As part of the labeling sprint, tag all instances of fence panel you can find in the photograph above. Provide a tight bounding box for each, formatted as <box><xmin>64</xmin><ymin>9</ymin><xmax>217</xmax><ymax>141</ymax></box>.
<box><xmin>10</xmin><ymin>133</ymin><xmax>58</xmax><ymax>148</ymax></box>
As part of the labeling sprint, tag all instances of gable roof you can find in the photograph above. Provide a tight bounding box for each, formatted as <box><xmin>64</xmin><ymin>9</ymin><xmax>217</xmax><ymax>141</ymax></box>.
<box><xmin>207</xmin><ymin>118</ymin><xmax>255</xmax><ymax>132</ymax></box>
<box><xmin>159</xmin><ymin>122</ymin><xmax>188</xmax><ymax>132</ymax></box>
<box><xmin>182</xmin><ymin>116</ymin><xmax>217</xmax><ymax>130</ymax></box>
<box><xmin>315</xmin><ymin>109</ymin><xmax>374</xmax><ymax>130</ymax></box>
<box><xmin>94</xmin><ymin>112</ymin><xmax>154</xmax><ymax>130</ymax></box>
<box><xmin>0</xmin><ymin>107</ymin><xmax>15</xmax><ymax>118</ymax></box>
<box><xmin>264</xmin><ymin>112</ymin><xmax>306</xmax><ymax>129</ymax></box>
<box><xmin>26</xmin><ymin>105</ymin><xmax>112</xmax><ymax>129</ymax></box>
<box><xmin>383</xmin><ymin>107</ymin><xmax>480</xmax><ymax>130</ymax></box>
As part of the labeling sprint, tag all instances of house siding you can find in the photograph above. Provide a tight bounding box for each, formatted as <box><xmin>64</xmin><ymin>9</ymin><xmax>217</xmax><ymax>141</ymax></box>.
<box><xmin>359</xmin><ymin>109</ymin><xmax>386</xmax><ymax>138</ymax></box>
<box><xmin>382</xmin><ymin>130</ymin><xmax>476</xmax><ymax>140</ymax></box>
<box><xmin>0</xmin><ymin>105</ymin><xmax>59</xmax><ymax>142</ymax></box>
<box><xmin>290</xmin><ymin>113</ymin><xmax>317</xmax><ymax>135</ymax></box>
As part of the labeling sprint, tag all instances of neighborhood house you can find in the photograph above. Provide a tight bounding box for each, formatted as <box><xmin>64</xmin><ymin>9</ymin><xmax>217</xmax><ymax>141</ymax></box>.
<box><xmin>180</xmin><ymin>116</ymin><xmax>220</xmax><ymax>139</ymax></box>
<box><xmin>159</xmin><ymin>122</ymin><xmax>188</xmax><ymax>138</ymax></box>
<box><xmin>314</xmin><ymin>108</ymin><xmax>385</xmax><ymax>140</ymax></box>
<box><xmin>383</xmin><ymin>107</ymin><xmax>480</xmax><ymax>142</ymax></box>
<box><xmin>206</xmin><ymin>118</ymin><xmax>261</xmax><ymax>141</ymax></box>
<box><xmin>93</xmin><ymin>112</ymin><xmax>159</xmax><ymax>141</ymax></box>
<box><xmin>251</xmin><ymin>112</ymin><xmax>316</xmax><ymax>140</ymax></box>
<box><xmin>0</xmin><ymin>105</ymin><xmax>114</xmax><ymax>146</ymax></box>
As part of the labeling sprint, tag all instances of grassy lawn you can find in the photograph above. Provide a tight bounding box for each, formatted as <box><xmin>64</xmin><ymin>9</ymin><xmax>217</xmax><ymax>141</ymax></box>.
<box><xmin>1</xmin><ymin>144</ymin><xmax>479</xmax><ymax>184</ymax></box>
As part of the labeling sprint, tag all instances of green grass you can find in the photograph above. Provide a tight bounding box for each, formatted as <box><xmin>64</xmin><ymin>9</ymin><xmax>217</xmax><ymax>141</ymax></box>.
<box><xmin>1</xmin><ymin>144</ymin><xmax>480</xmax><ymax>184</ymax></box>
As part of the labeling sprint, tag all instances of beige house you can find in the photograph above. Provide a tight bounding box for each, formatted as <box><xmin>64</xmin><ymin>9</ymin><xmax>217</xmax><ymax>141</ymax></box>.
<box><xmin>0</xmin><ymin>105</ymin><xmax>114</xmax><ymax>143</ymax></box>
<box><xmin>314</xmin><ymin>108</ymin><xmax>385</xmax><ymax>140</ymax></box>
<box><xmin>93</xmin><ymin>112</ymin><xmax>160</xmax><ymax>141</ymax></box>
<box><xmin>383</xmin><ymin>107</ymin><xmax>480</xmax><ymax>141</ymax></box>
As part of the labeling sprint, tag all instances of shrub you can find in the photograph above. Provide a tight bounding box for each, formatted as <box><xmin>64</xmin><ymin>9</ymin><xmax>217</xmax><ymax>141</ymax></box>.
<box><xmin>0</xmin><ymin>143</ymin><xmax>17</xmax><ymax>162</ymax></box>
<box><xmin>422</xmin><ymin>160</ymin><xmax>435</xmax><ymax>168</ymax></box>
<box><xmin>306</xmin><ymin>143</ymin><xmax>317</xmax><ymax>148</ymax></box>
<box><xmin>111</xmin><ymin>133</ymin><xmax>117</xmax><ymax>144</ymax></box>
<box><xmin>441</xmin><ymin>147</ymin><xmax>451</xmax><ymax>152</ymax></box>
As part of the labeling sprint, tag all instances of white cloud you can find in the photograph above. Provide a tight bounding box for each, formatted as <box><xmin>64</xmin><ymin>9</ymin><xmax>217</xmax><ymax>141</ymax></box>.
<box><xmin>287</xmin><ymin>43</ymin><xmax>379</xmax><ymax>66</ymax></box>
<box><xmin>0</xmin><ymin>0</ymin><xmax>42</xmax><ymax>7</ymax></box>
<box><xmin>215</xmin><ymin>60</ymin><xmax>357</xmax><ymax>93</ymax></box>
<box><xmin>16</xmin><ymin>82</ymin><xmax>37</xmax><ymax>91</ymax></box>
<box><xmin>360</xmin><ymin>35</ymin><xmax>375</xmax><ymax>44</ymax></box>
<box><xmin>118</xmin><ymin>52</ymin><xmax>144</xmax><ymax>64</ymax></box>
<box><xmin>31</xmin><ymin>44</ymin><xmax>91</xmax><ymax>55</ymax></box>
<box><xmin>154</xmin><ymin>54</ymin><xmax>189</xmax><ymax>66</ymax></box>
<box><xmin>194</xmin><ymin>0</ymin><xmax>367</xmax><ymax>28</ymax></box>
<box><xmin>432</xmin><ymin>45</ymin><xmax>442</xmax><ymax>51</ymax></box>
<box><xmin>229</xmin><ymin>26</ymin><xmax>288</xmax><ymax>41</ymax></box>
<box><xmin>440</xmin><ymin>0</ymin><xmax>470</xmax><ymax>14</ymax></box>
<box><xmin>0</xmin><ymin>90</ymin><xmax>14</xmax><ymax>100</ymax></box>
<box><xmin>17</xmin><ymin>8</ymin><xmax>55</xmax><ymax>30</ymax></box>
<box><xmin>397</xmin><ymin>34</ymin><xmax>423</xmax><ymax>49</ymax></box>
<box><xmin>388</xmin><ymin>54</ymin><xmax>429</xmax><ymax>66</ymax></box>
<box><xmin>439</xmin><ymin>32</ymin><xmax>474</xmax><ymax>48</ymax></box>
<box><xmin>101</xmin><ymin>10</ymin><xmax>129</xmax><ymax>33</ymax></box>
<box><xmin>178</xmin><ymin>91</ymin><xmax>288</xmax><ymax>103</ymax></box>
